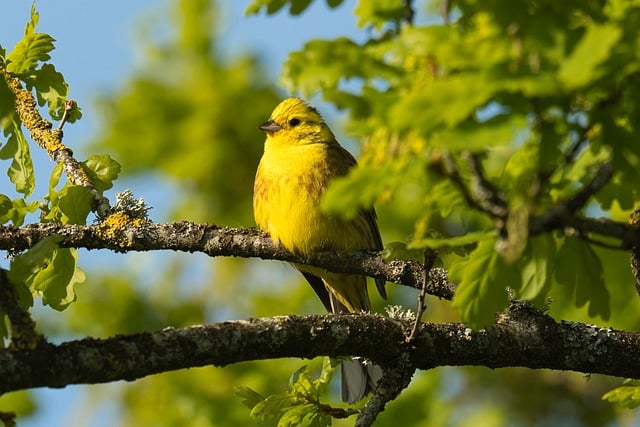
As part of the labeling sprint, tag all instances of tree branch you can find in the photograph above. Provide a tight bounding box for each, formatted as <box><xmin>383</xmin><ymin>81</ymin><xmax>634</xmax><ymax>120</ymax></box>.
<box><xmin>0</xmin><ymin>270</ymin><xmax>43</xmax><ymax>350</ymax></box>
<box><xmin>1</xmin><ymin>305</ymin><xmax>639</xmax><ymax>395</ymax></box>
<box><xmin>0</xmin><ymin>222</ymin><xmax>455</xmax><ymax>300</ymax></box>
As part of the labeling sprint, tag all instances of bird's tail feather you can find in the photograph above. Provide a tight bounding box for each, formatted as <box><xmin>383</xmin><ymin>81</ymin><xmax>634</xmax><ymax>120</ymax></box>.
<box><xmin>325</xmin><ymin>290</ymin><xmax>382</xmax><ymax>403</ymax></box>
<box><xmin>341</xmin><ymin>359</ymin><xmax>383</xmax><ymax>404</ymax></box>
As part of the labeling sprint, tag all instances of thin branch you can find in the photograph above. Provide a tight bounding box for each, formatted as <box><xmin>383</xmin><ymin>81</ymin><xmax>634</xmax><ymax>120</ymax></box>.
<box><xmin>406</xmin><ymin>249</ymin><xmax>437</xmax><ymax>342</ymax></box>
<box><xmin>463</xmin><ymin>151</ymin><xmax>509</xmax><ymax>220</ymax></box>
<box><xmin>440</xmin><ymin>151</ymin><xmax>508</xmax><ymax>220</ymax></box>
<box><xmin>403</xmin><ymin>0</ymin><xmax>415</xmax><ymax>25</ymax></box>
<box><xmin>564</xmin><ymin>162</ymin><xmax>614</xmax><ymax>213</ymax></box>
<box><xmin>1</xmin><ymin>307</ymin><xmax>639</xmax><ymax>394</ymax></box>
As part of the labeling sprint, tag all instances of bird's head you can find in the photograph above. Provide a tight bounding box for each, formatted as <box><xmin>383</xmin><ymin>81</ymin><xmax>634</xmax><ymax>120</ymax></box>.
<box><xmin>259</xmin><ymin>98</ymin><xmax>335</xmax><ymax>145</ymax></box>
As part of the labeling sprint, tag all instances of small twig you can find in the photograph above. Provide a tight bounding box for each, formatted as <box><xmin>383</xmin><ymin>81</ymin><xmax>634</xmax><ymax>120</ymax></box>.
<box><xmin>56</xmin><ymin>99</ymin><xmax>76</xmax><ymax>131</ymax></box>
<box><xmin>529</xmin><ymin>163</ymin><xmax>614</xmax><ymax>236</ymax></box>
<box><xmin>403</xmin><ymin>0</ymin><xmax>415</xmax><ymax>25</ymax></box>
<box><xmin>440</xmin><ymin>151</ymin><xmax>485</xmax><ymax>211</ymax></box>
<box><xmin>464</xmin><ymin>151</ymin><xmax>508</xmax><ymax>219</ymax></box>
<box><xmin>573</xmin><ymin>232</ymin><xmax>626</xmax><ymax>250</ymax></box>
<box><xmin>406</xmin><ymin>249</ymin><xmax>437</xmax><ymax>343</ymax></box>
<box><xmin>564</xmin><ymin>162</ymin><xmax>614</xmax><ymax>212</ymax></box>
<box><xmin>440</xmin><ymin>151</ymin><xmax>508</xmax><ymax>221</ymax></box>
<box><xmin>439</xmin><ymin>0</ymin><xmax>451</xmax><ymax>25</ymax></box>
<box><xmin>317</xmin><ymin>403</ymin><xmax>359</xmax><ymax>419</ymax></box>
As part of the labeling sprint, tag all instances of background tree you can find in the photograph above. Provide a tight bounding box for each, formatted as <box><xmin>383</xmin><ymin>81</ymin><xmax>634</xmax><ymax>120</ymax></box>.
<box><xmin>1</xmin><ymin>1</ymin><xmax>640</xmax><ymax>426</ymax></box>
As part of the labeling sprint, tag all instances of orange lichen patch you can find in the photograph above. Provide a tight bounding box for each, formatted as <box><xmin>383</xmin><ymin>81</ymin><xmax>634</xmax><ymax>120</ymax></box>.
<box><xmin>97</xmin><ymin>211</ymin><xmax>149</xmax><ymax>248</ymax></box>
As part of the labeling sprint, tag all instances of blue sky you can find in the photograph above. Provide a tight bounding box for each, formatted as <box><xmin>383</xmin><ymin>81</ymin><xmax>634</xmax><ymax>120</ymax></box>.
<box><xmin>0</xmin><ymin>1</ymin><xmax>362</xmax><ymax>425</ymax></box>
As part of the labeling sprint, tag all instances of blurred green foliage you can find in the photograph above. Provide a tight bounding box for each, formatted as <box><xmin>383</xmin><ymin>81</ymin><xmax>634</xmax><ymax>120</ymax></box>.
<box><xmin>2</xmin><ymin>0</ymin><xmax>640</xmax><ymax>426</ymax></box>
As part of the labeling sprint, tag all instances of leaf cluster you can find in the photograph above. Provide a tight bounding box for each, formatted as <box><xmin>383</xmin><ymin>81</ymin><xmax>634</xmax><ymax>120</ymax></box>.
<box><xmin>236</xmin><ymin>358</ymin><xmax>340</xmax><ymax>427</ymax></box>
<box><xmin>0</xmin><ymin>6</ymin><xmax>121</xmax><ymax>342</ymax></box>
<box><xmin>249</xmin><ymin>0</ymin><xmax>640</xmax><ymax>329</ymax></box>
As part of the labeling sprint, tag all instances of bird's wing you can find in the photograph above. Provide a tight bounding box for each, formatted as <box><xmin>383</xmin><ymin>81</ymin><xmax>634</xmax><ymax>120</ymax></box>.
<box><xmin>301</xmin><ymin>271</ymin><xmax>333</xmax><ymax>312</ymax></box>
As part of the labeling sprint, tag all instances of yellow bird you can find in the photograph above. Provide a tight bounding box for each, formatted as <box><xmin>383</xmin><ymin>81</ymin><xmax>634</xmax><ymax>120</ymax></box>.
<box><xmin>253</xmin><ymin>98</ymin><xmax>386</xmax><ymax>403</ymax></box>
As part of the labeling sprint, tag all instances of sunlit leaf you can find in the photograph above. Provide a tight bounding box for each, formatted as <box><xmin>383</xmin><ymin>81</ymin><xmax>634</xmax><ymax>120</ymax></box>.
<box><xmin>7</xmin><ymin>235</ymin><xmax>62</xmax><ymax>300</ymax></box>
<box><xmin>23</xmin><ymin>63</ymin><xmax>73</xmax><ymax>121</ymax></box>
<box><xmin>0</xmin><ymin>119</ymin><xmax>35</xmax><ymax>197</ymax></box>
<box><xmin>603</xmin><ymin>380</ymin><xmax>640</xmax><ymax>408</ymax></box>
<box><xmin>354</xmin><ymin>0</ymin><xmax>406</xmax><ymax>30</ymax></box>
<box><xmin>39</xmin><ymin>248</ymin><xmax>85</xmax><ymax>311</ymax></box>
<box><xmin>0</xmin><ymin>194</ymin><xmax>39</xmax><ymax>226</ymax></box>
<box><xmin>555</xmin><ymin>237</ymin><xmax>610</xmax><ymax>320</ymax></box>
<box><xmin>81</xmin><ymin>154</ymin><xmax>122</xmax><ymax>192</ymax></box>
<box><xmin>6</xmin><ymin>33</ymin><xmax>55</xmax><ymax>75</ymax></box>
<box><xmin>234</xmin><ymin>386</ymin><xmax>265</xmax><ymax>410</ymax></box>
<box><xmin>57</xmin><ymin>185</ymin><xmax>93</xmax><ymax>225</ymax></box>
<box><xmin>515</xmin><ymin>235</ymin><xmax>556</xmax><ymax>302</ymax></box>
<box><xmin>450</xmin><ymin>238</ymin><xmax>518</xmax><ymax>328</ymax></box>
<box><xmin>558</xmin><ymin>23</ymin><xmax>621</xmax><ymax>90</ymax></box>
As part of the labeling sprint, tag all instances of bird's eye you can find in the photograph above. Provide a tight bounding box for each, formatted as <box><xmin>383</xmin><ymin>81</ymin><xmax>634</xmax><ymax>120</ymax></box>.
<box><xmin>289</xmin><ymin>118</ymin><xmax>300</xmax><ymax>127</ymax></box>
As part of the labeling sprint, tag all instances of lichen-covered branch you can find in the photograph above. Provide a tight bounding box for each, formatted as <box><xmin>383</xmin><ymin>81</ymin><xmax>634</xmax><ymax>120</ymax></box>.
<box><xmin>0</xmin><ymin>222</ymin><xmax>456</xmax><ymax>299</ymax></box>
<box><xmin>1</xmin><ymin>69</ymin><xmax>111</xmax><ymax>218</ymax></box>
<box><xmin>1</xmin><ymin>305</ymin><xmax>639</xmax><ymax>395</ymax></box>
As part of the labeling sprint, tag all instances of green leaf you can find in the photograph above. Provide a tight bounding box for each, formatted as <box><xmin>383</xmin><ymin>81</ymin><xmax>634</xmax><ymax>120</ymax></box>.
<box><xmin>430</xmin><ymin>114</ymin><xmax>528</xmax><ymax>151</ymax></box>
<box><xmin>555</xmin><ymin>237</ymin><xmax>610</xmax><ymax>319</ymax></box>
<box><xmin>24</xmin><ymin>2</ymin><xmax>40</xmax><ymax>36</ymax></box>
<box><xmin>81</xmin><ymin>154</ymin><xmax>122</xmax><ymax>192</ymax></box>
<box><xmin>289</xmin><ymin>0</ymin><xmax>313</xmax><ymax>15</ymax></box>
<box><xmin>321</xmin><ymin>163</ymin><xmax>398</xmax><ymax>218</ymax></box>
<box><xmin>0</xmin><ymin>119</ymin><xmax>35</xmax><ymax>197</ymax></box>
<box><xmin>251</xmin><ymin>393</ymin><xmax>294</xmax><ymax>425</ymax></box>
<box><xmin>39</xmin><ymin>248</ymin><xmax>85</xmax><ymax>310</ymax></box>
<box><xmin>0</xmin><ymin>194</ymin><xmax>39</xmax><ymax>226</ymax></box>
<box><xmin>0</xmin><ymin>75</ymin><xmax>15</xmax><ymax>120</ymax></box>
<box><xmin>558</xmin><ymin>23</ymin><xmax>621</xmax><ymax>90</ymax></box>
<box><xmin>234</xmin><ymin>386</ymin><xmax>266</xmax><ymax>410</ymax></box>
<box><xmin>602</xmin><ymin>380</ymin><xmax>640</xmax><ymax>408</ymax></box>
<box><xmin>326</xmin><ymin>0</ymin><xmax>345</xmax><ymax>7</ymax></box>
<box><xmin>245</xmin><ymin>0</ymin><xmax>309</xmax><ymax>15</ymax></box>
<box><xmin>515</xmin><ymin>235</ymin><xmax>556</xmax><ymax>302</ymax></box>
<box><xmin>450</xmin><ymin>238</ymin><xmax>519</xmax><ymax>328</ymax></box>
<box><xmin>6</xmin><ymin>33</ymin><xmax>56</xmax><ymax>75</ymax></box>
<box><xmin>57</xmin><ymin>185</ymin><xmax>93</xmax><ymax>225</ymax></box>
<box><xmin>390</xmin><ymin>74</ymin><xmax>500</xmax><ymax>133</ymax></box>
<box><xmin>48</xmin><ymin>162</ymin><xmax>64</xmax><ymax>194</ymax></box>
<box><xmin>279</xmin><ymin>404</ymin><xmax>329</xmax><ymax>427</ymax></box>
<box><xmin>315</xmin><ymin>357</ymin><xmax>338</xmax><ymax>389</ymax></box>
<box><xmin>7</xmin><ymin>235</ymin><xmax>62</xmax><ymax>301</ymax></box>
<box><xmin>7</xmin><ymin>237</ymin><xmax>84</xmax><ymax>312</ymax></box>
<box><xmin>381</xmin><ymin>241</ymin><xmax>428</xmax><ymax>262</ymax></box>
<box><xmin>289</xmin><ymin>365</ymin><xmax>314</xmax><ymax>397</ymax></box>
<box><xmin>354</xmin><ymin>0</ymin><xmax>406</xmax><ymax>30</ymax></box>
<box><xmin>282</xmin><ymin>38</ymin><xmax>399</xmax><ymax>96</ymax></box>
<box><xmin>23</xmin><ymin>63</ymin><xmax>73</xmax><ymax>121</ymax></box>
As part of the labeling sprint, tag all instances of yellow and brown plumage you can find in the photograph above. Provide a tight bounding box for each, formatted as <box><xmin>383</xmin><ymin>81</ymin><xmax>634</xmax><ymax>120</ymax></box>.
<box><xmin>253</xmin><ymin>98</ymin><xmax>386</xmax><ymax>403</ymax></box>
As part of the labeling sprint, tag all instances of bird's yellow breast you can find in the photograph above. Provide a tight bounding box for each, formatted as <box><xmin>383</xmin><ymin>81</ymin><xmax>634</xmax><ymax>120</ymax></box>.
<box><xmin>253</xmin><ymin>140</ymin><xmax>357</xmax><ymax>255</ymax></box>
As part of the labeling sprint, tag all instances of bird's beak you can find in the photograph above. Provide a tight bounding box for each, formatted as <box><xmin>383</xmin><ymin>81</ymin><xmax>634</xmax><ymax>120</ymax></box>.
<box><xmin>258</xmin><ymin>119</ymin><xmax>281</xmax><ymax>132</ymax></box>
